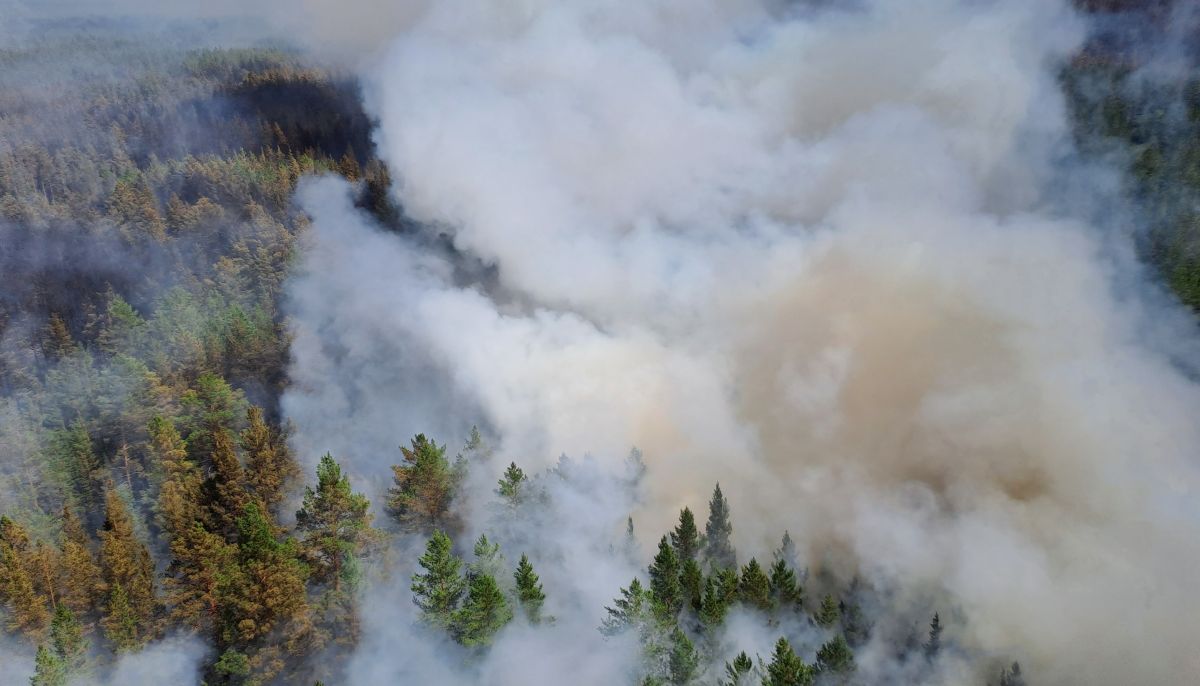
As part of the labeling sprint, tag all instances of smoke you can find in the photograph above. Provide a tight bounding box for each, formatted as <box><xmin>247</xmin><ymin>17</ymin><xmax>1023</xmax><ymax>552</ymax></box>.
<box><xmin>279</xmin><ymin>0</ymin><xmax>1200</xmax><ymax>683</ymax></box>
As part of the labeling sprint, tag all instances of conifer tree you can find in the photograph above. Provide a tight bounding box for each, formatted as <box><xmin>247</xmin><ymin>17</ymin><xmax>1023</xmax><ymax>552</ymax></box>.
<box><xmin>680</xmin><ymin>557</ymin><xmax>703</xmax><ymax>614</ymax></box>
<box><xmin>815</xmin><ymin>594</ymin><xmax>840</xmax><ymax>628</ymax></box>
<box><xmin>763</xmin><ymin>637</ymin><xmax>814</xmax><ymax>686</ymax></box>
<box><xmin>667</xmin><ymin>625</ymin><xmax>699</xmax><ymax>685</ymax></box>
<box><xmin>720</xmin><ymin>651</ymin><xmax>755</xmax><ymax>686</ymax></box>
<box><xmin>204</xmin><ymin>428</ymin><xmax>248</xmax><ymax>536</ymax></box>
<box><xmin>496</xmin><ymin>462</ymin><xmax>527</xmax><ymax>508</ymax></box>
<box><xmin>513</xmin><ymin>554</ymin><xmax>546</xmax><ymax>624</ymax></box>
<box><xmin>49</xmin><ymin>422</ymin><xmax>101</xmax><ymax>515</ymax></box>
<box><xmin>699</xmin><ymin>568</ymin><xmax>739</xmax><ymax>627</ymax></box>
<box><xmin>411</xmin><ymin>531</ymin><xmax>465</xmax><ymax>631</ymax></box>
<box><xmin>469</xmin><ymin>534</ymin><xmax>505</xmax><ymax>586</ymax></box>
<box><xmin>601</xmin><ymin>578</ymin><xmax>650</xmax><ymax>636</ymax></box>
<box><xmin>670</xmin><ymin>507</ymin><xmax>700</xmax><ymax>562</ymax></box>
<box><xmin>229</xmin><ymin>503</ymin><xmax>310</xmax><ymax>643</ymax></box>
<box><xmin>923</xmin><ymin>613</ymin><xmax>942</xmax><ymax>661</ymax></box>
<box><xmin>388</xmin><ymin>434</ymin><xmax>456</xmax><ymax>533</ymax></box>
<box><xmin>58</xmin><ymin>506</ymin><xmax>103</xmax><ymax>619</ymax></box>
<box><xmin>648</xmin><ymin>536</ymin><xmax>682</xmax><ymax>616</ymax></box>
<box><xmin>738</xmin><ymin>558</ymin><xmax>772</xmax><ymax>611</ymax></box>
<box><xmin>241</xmin><ymin>406</ymin><xmax>298</xmax><ymax>513</ymax></box>
<box><xmin>454</xmin><ymin>571</ymin><xmax>512</xmax><ymax>647</ymax></box>
<box><xmin>999</xmin><ymin>661</ymin><xmax>1025</xmax><ymax>686</ymax></box>
<box><xmin>703</xmin><ymin>484</ymin><xmax>735</xmax><ymax>571</ymax></box>
<box><xmin>769</xmin><ymin>558</ymin><xmax>803</xmax><ymax>611</ymax></box>
<box><xmin>0</xmin><ymin>517</ymin><xmax>50</xmax><ymax>637</ymax></box>
<box><xmin>295</xmin><ymin>453</ymin><xmax>374</xmax><ymax>592</ymax></box>
<box><xmin>98</xmin><ymin>487</ymin><xmax>156</xmax><ymax>640</ymax></box>
<box><xmin>30</xmin><ymin>644</ymin><xmax>66</xmax><ymax>686</ymax></box>
<box><xmin>49</xmin><ymin>605</ymin><xmax>88</xmax><ymax>676</ymax></box>
<box><xmin>773</xmin><ymin>531</ymin><xmax>798</xmax><ymax>570</ymax></box>
<box><xmin>815</xmin><ymin>634</ymin><xmax>855</xmax><ymax>676</ymax></box>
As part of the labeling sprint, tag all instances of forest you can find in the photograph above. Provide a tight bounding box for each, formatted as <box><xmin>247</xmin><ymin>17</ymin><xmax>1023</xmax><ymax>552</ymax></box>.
<box><xmin>0</xmin><ymin>1</ymin><xmax>1198</xmax><ymax>685</ymax></box>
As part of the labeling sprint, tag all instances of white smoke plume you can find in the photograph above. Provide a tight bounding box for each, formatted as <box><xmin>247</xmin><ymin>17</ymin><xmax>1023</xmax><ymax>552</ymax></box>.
<box><xmin>280</xmin><ymin>0</ymin><xmax>1200</xmax><ymax>683</ymax></box>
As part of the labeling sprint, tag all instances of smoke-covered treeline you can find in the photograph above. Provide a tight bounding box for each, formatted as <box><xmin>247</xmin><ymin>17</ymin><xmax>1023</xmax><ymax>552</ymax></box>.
<box><xmin>2</xmin><ymin>1</ymin><xmax>1200</xmax><ymax>685</ymax></box>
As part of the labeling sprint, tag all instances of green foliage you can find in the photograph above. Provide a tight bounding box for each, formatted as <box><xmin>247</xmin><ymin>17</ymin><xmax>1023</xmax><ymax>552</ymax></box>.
<box><xmin>388</xmin><ymin>434</ymin><xmax>457</xmax><ymax>533</ymax></box>
<box><xmin>666</xmin><ymin>626</ymin><xmax>699</xmax><ymax>685</ymax></box>
<box><xmin>763</xmin><ymin>637</ymin><xmax>814</xmax><ymax>686</ymax></box>
<box><xmin>769</xmin><ymin>558</ymin><xmax>803</xmax><ymax>610</ymax></box>
<box><xmin>514</xmin><ymin>554</ymin><xmax>546</xmax><ymax>624</ymax></box>
<box><xmin>30</xmin><ymin>644</ymin><xmax>66</xmax><ymax>686</ymax></box>
<box><xmin>648</xmin><ymin>536</ymin><xmax>683</xmax><ymax>617</ymax></box>
<box><xmin>703</xmin><ymin>484</ymin><xmax>735</xmax><ymax>571</ymax></box>
<box><xmin>816</xmin><ymin>594</ymin><xmax>840</xmax><ymax>628</ymax></box>
<box><xmin>738</xmin><ymin>558</ymin><xmax>772</xmax><ymax>612</ymax></box>
<box><xmin>720</xmin><ymin>651</ymin><xmax>755</xmax><ymax>686</ymax></box>
<box><xmin>411</xmin><ymin>531</ymin><xmax>465</xmax><ymax>631</ymax></box>
<box><xmin>601</xmin><ymin>578</ymin><xmax>650</xmax><ymax>636</ymax></box>
<box><xmin>454</xmin><ymin>571</ymin><xmax>513</xmax><ymax>647</ymax></box>
<box><xmin>814</xmin><ymin>634</ymin><xmax>855</xmax><ymax>676</ymax></box>
<box><xmin>295</xmin><ymin>453</ymin><xmax>374</xmax><ymax>592</ymax></box>
<box><xmin>670</xmin><ymin>507</ymin><xmax>700</xmax><ymax>562</ymax></box>
<box><xmin>496</xmin><ymin>462</ymin><xmax>527</xmax><ymax>508</ymax></box>
<box><xmin>924</xmin><ymin>612</ymin><xmax>942</xmax><ymax>661</ymax></box>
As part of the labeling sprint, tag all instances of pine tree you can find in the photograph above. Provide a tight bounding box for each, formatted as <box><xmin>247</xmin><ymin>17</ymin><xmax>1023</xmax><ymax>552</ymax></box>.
<box><xmin>388</xmin><ymin>434</ymin><xmax>456</xmax><ymax>533</ymax></box>
<box><xmin>699</xmin><ymin>568</ymin><xmax>739</xmax><ymax>627</ymax></box>
<box><xmin>204</xmin><ymin>428</ymin><xmax>248</xmax><ymax>536</ymax></box>
<box><xmin>454</xmin><ymin>571</ymin><xmax>512</xmax><ymax>647</ymax></box>
<box><xmin>773</xmin><ymin>531</ymin><xmax>798</xmax><ymax>570</ymax></box>
<box><xmin>648</xmin><ymin>536</ymin><xmax>682</xmax><ymax>616</ymax></box>
<box><xmin>98</xmin><ymin>487</ymin><xmax>156</xmax><ymax>648</ymax></box>
<box><xmin>680</xmin><ymin>557</ymin><xmax>703</xmax><ymax>614</ymax></box>
<box><xmin>228</xmin><ymin>503</ymin><xmax>309</xmax><ymax>643</ymax></box>
<box><xmin>469</xmin><ymin>533</ymin><xmax>505</xmax><ymax>585</ymax></box>
<box><xmin>763</xmin><ymin>637</ymin><xmax>814</xmax><ymax>686</ymax></box>
<box><xmin>720</xmin><ymin>651</ymin><xmax>755</xmax><ymax>686</ymax></box>
<box><xmin>769</xmin><ymin>559</ymin><xmax>803</xmax><ymax>611</ymax></box>
<box><xmin>601</xmin><ymin>578</ymin><xmax>649</xmax><ymax>636</ymax></box>
<box><xmin>30</xmin><ymin>644</ymin><xmax>66</xmax><ymax>686</ymax></box>
<box><xmin>496</xmin><ymin>462</ymin><xmax>527</xmax><ymax>508</ymax></box>
<box><xmin>703</xmin><ymin>484</ymin><xmax>735</xmax><ymax>571</ymax></box>
<box><xmin>738</xmin><ymin>558</ymin><xmax>771</xmax><ymax>611</ymax></box>
<box><xmin>999</xmin><ymin>661</ymin><xmax>1025</xmax><ymax>686</ymax></box>
<box><xmin>513</xmin><ymin>554</ymin><xmax>546</xmax><ymax>624</ymax></box>
<box><xmin>241</xmin><ymin>406</ymin><xmax>298</xmax><ymax>513</ymax></box>
<box><xmin>411</xmin><ymin>531</ymin><xmax>465</xmax><ymax>631</ymax></box>
<box><xmin>49</xmin><ymin>422</ymin><xmax>101</xmax><ymax>514</ymax></box>
<box><xmin>815</xmin><ymin>634</ymin><xmax>855</xmax><ymax>675</ymax></box>
<box><xmin>0</xmin><ymin>517</ymin><xmax>50</xmax><ymax>637</ymax></box>
<box><xmin>49</xmin><ymin>605</ymin><xmax>88</xmax><ymax>676</ymax></box>
<box><xmin>667</xmin><ymin>626</ymin><xmax>699</xmax><ymax>685</ymax></box>
<box><xmin>670</xmin><ymin>507</ymin><xmax>700</xmax><ymax>562</ymax></box>
<box><xmin>924</xmin><ymin>613</ymin><xmax>942</xmax><ymax>661</ymax></box>
<box><xmin>58</xmin><ymin>507</ymin><xmax>103</xmax><ymax>619</ymax></box>
<box><xmin>815</xmin><ymin>594</ymin><xmax>840</xmax><ymax>628</ymax></box>
<box><xmin>295</xmin><ymin>453</ymin><xmax>374</xmax><ymax>592</ymax></box>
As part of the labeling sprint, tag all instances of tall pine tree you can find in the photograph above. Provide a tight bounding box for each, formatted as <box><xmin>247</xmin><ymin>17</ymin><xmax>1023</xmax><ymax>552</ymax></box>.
<box><xmin>703</xmin><ymin>484</ymin><xmax>735</xmax><ymax>571</ymax></box>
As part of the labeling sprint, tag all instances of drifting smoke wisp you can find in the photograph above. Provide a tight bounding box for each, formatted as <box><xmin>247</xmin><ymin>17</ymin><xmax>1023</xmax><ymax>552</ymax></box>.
<box><xmin>280</xmin><ymin>0</ymin><xmax>1200</xmax><ymax>683</ymax></box>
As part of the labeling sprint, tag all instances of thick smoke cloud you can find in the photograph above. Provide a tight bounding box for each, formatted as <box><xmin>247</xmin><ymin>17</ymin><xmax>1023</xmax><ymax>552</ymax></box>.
<box><xmin>281</xmin><ymin>0</ymin><xmax>1200</xmax><ymax>683</ymax></box>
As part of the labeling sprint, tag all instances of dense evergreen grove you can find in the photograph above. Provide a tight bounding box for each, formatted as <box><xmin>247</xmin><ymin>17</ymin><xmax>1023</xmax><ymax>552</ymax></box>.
<box><xmin>0</xmin><ymin>4</ymin><xmax>1193</xmax><ymax>684</ymax></box>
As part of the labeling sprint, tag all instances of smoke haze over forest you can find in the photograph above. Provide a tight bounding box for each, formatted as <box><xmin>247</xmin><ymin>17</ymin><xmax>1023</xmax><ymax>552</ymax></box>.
<box><xmin>1</xmin><ymin>1</ymin><xmax>1199</xmax><ymax>685</ymax></box>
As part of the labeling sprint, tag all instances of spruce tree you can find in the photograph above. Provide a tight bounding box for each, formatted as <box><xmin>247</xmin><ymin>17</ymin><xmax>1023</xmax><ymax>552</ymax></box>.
<box><xmin>388</xmin><ymin>434</ymin><xmax>456</xmax><ymax>533</ymax></box>
<box><xmin>923</xmin><ymin>612</ymin><xmax>942</xmax><ymax>661</ymax></box>
<box><xmin>469</xmin><ymin>533</ymin><xmax>505</xmax><ymax>586</ymax></box>
<box><xmin>98</xmin><ymin>488</ymin><xmax>156</xmax><ymax>648</ymax></box>
<box><xmin>699</xmin><ymin>568</ymin><xmax>739</xmax><ymax>627</ymax></box>
<box><xmin>703</xmin><ymin>484</ymin><xmax>735</xmax><ymax>571</ymax></box>
<box><xmin>769</xmin><ymin>558</ymin><xmax>803</xmax><ymax>611</ymax></box>
<box><xmin>720</xmin><ymin>651</ymin><xmax>755</xmax><ymax>686</ymax></box>
<box><xmin>667</xmin><ymin>626</ymin><xmax>699</xmax><ymax>685</ymax></box>
<box><xmin>58</xmin><ymin>506</ymin><xmax>103</xmax><ymax>619</ymax></box>
<box><xmin>815</xmin><ymin>594</ymin><xmax>840</xmax><ymax>628</ymax></box>
<box><xmin>30</xmin><ymin>644</ymin><xmax>66</xmax><ymax>686</ymax></box>
<box><xmin>241</xmin><ymin>406</ymin><xmax>298</xmax><ymax>513</ymax></box>
<box><xmin>295</xmin><ymin>453</ymin><xmax>374</xmax><ymax>592</ymax></box>
<box><xmin>0</xmin><ymin>517</ymin><xmax>50</xmax><ymax>636</ymax></box>
<box><xmin>601</xmin><ymin>578</ymin><xmax>649</xmax><ymax>636</ymax></box>
<box><xmin>670</xmin><ymin>507</ymin><xmax>700</xmax><ymax>562</ymax></box>
<box><xmin>203</xmin><ymin>428</ymin><xmax>248</xmax><ymax>536</ymax></box>
<box><xmin>773</xmin><ymin>531</ymin><xmax>798</xmax><ymax>570</ymax></box>
<box><xmin>231</xmin><ymin>503</ymin><xmax>309</xmax><ymax>643</ymax></box>
<box><xmin>513</xmin><ymin>554</ymin><xmax>546</xmax><ymax>624</ymax></box>
<box><xmin>763</xmin><ymin>637</ymin><xmax>814</xmax><ymax>686</ymax></box>
<box><xmin>49</xmin><ymin>606</ymin><xmax>87</xmax><ymax>676</ymax></box>
<box><xmin>738</xmin><ymin>558</ymin><xmax>771</xmax><ymax>611</ymax></box>
<box><xmin>648</xmin><ymin>536</ymin><xmax>682</xmax><ymax>616</ymax></box>
<box><xmin>496</xmin><ymin>462</ymin><xmax>527</xmax><ymax>508</ymax></box>
<box><xmin>454</xmin><ymin>571</ymin><xmax>513</xmax><ymax>647</ymax></box>
<box><xmin>815</xmin><ymin>634</ymin><xmax>855</xmax><ymax>675</ymax></box>
<box><xmin>680</xmin><ymin>557</ymin><xmax>703</xmax><ymax>614</ymax></box>
<box><xmin>411</xmin><ymin>531</ymin><xmax>465</xmax><ymax>631</ymax></box>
